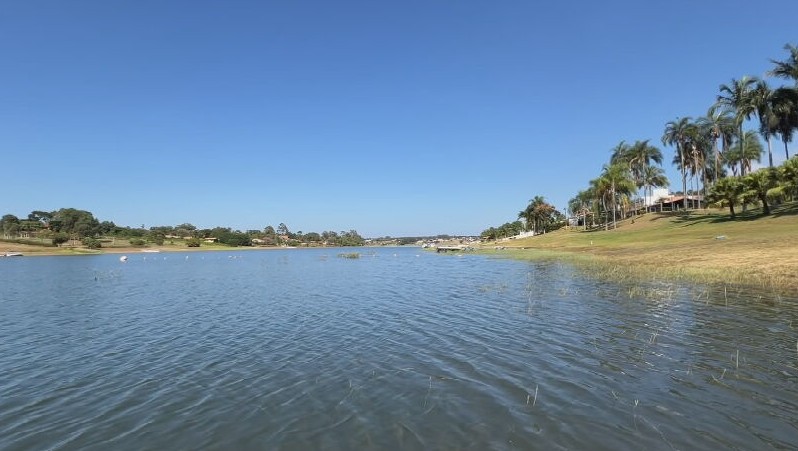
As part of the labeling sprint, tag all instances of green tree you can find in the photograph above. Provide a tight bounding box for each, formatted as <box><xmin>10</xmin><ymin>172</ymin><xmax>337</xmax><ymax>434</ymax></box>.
<box><xmin>716</xmin><ymin>76</ymin><xmax>758</xmax><ymax>176</ymax></box>
<box><xmin>770</xmin><ymin>87</ymin><xmax>798</xmax><ymax>160</ymax></box>
<box><xmin>779</xmin><ymin>156</ymin><xmax>798</xmax><ymax>199</ymax></box>
<box><xmin>726</xmin><ymin>131</ymin><xmax>763</xmax><ymax>177</ymax></box>
<box><xmin>769</xmin><ymin>43</ymin><xmax>798</xmax><ymax>84</ymax></box>
<box><xmin>52</xmin><ymin>232</ymin><xmax>70</xmax><ymax>247</ymax></box>
<box><xmin>1</xmin><ymin>214</ymin><xmax>20</xmax><ymax>238</ymax></box>
<box><xmin>698</xmin><ymin>106</ymin><xmax>736</xmax><ymax>184</ymax></box>
<box><xmin>662</xmin><ymin>117</ymin><xmax>692</xmax><ymax>208</ymax></box>
<box><xmin>752</xmin><ymin>80</ymin><xmax>777</xmax><ymax>167</ymax></box>
<box><xmin>742</xmin><ymin>168</ymin><xmax>778</xmax><ymax>215</ymax></box>
<box><xmin>640</xmin><ymin>166</ymin><xmax>669</xmax><ymax>212</ymax></box>
<box><xmin>707</xmin><ymin>176</ymin><xmax>743</xmax><ymax>218</ymax></box>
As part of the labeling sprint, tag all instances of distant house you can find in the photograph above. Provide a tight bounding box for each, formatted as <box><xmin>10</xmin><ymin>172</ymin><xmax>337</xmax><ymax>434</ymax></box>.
<box><xmin>650</xmin><ymin>194</ymin><xmax>704</xmax><ymax>211</ymax></box>
<box><xmin>203</xmin><ymin>237</ymin><xmax>218</xmax><ymax>243</ymax></box>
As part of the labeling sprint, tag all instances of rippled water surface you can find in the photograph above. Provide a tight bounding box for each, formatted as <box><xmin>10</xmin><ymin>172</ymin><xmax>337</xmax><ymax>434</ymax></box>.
<box><xmin>1</xmin><ymin>248</ymin><xmax>797</xmax><ymax>450</ymax></box>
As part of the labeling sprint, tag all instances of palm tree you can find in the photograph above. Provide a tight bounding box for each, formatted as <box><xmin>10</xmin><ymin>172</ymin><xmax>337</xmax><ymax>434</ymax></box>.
<box><xmin>769</xmin><ymin>43</ymin><xmax>798</xmax><ymax>84</ymax></box>
<box><xmin>663</xmin><ymin>117</ymin><xmax>692</xmax><ymax>207</ymax></box>
<box><xmin>752</xmin><ymin>80</ymin><xmax>777</xmax><ymax>167</ymax></box>
<box><xmin>779</xmin><ymin>156</ymin><xmax>798</xmax><ymax>200</ymax></box>
<box><xmin>717</xmin><ymin>76</ymin><xmax>758</xmax><ymax>175</ymax></box>
<box><xmin>640</xmin><ymin>165</ymin><xmax>669</xmax><ymax>212</ymax></box>
<box><xmin>742</xmin><ymin>168</ymin><xmax>778</xmax><ymax>215</ymax></box>
<box><xmin>596</xmin><ymin>163</ymin><xmax>636</xmax><ymax>229</ymax></box>
<box><xmin>519</xmin><ymin>196</ymin><xmax>546</xmax><ymax>234</ymax></box>
<box><xmin>611</xmin><ymin>139</ymin><xmax>664</xmax><ymax>208</ymax></box>
<box><xmin>683</xmin><ymin>122</ymin><xmax>711</xmax><ymax>208</ymax></box>
<box><xmin>697</xmin><ymin>107</ymin><xmax>736</xmax><ymax>182</ymax></box>
<box><xmin>707</xmin><ymin>176</ymin><xmax>743</xmax><ymax>218</ymax></box>
<box><xmin>771</xmin><ymin>87</ymin><xmax>798</xmax><ymax>160</ymax></box>
<box><xmin>725</xmin><ymin>131</ymin><xmax>763</xmax><ymax>177</ymax></box>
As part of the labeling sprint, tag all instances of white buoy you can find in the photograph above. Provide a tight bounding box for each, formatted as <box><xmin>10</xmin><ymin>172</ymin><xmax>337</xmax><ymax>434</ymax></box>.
<box><xmin>120</xmin><ymin>255</ymin><xmax>128</xmax><ymax>262</ymax></box>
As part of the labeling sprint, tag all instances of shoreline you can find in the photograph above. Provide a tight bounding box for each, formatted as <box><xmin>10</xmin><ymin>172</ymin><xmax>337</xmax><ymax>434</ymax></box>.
<box><xmin>474</xmin><ymin>208</ymin><xmax>798</xmax><ymax>296</ymax></box>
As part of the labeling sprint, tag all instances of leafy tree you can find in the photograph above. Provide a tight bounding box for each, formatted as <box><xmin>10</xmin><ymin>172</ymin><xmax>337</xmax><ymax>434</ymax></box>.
<box><xmin>82</xmin><ymin>237</ymin><xmax>102</xmax><ymax>249</ymax></box>
<box><xmin>277</xmin><ymin>223</ymin><xmax>289</xmax><ymax>236</ymax></box>
<box><xmin>779</xmin><ymin>156</ymin><xmax>798</xmax><ymax>199</ymax></box>
<box><xmin>707</xmin><ymin>176</ymin><xmax>743</xmax><ymax>218</ymax></box>
<box><xmin>148</xmin><ymin>231</ymin><xmax>165</xmax><ymax>246</ymax></box>
<box><xmin>742</xmin><ymin>168</ymin><xmax>778</xmax><ymax>215</ymax></box>
<box><xmin>50</xmin><ymin>208</ymin><xmax>100</xmax><ymax>238</ymax></box>
<box><xmin>1</xmin><ymin>214</ymin><xmax>20</xmax><ymax>237</ymax></box>
<box><xmin>52</xmin><ymin>232</ymin><xmax>70</xmax><ymax>247</ymax></box>
<box><xmin>186</xmin><ymin>238</ymin><xmax>201</xmax><ymax>247</ymax></box>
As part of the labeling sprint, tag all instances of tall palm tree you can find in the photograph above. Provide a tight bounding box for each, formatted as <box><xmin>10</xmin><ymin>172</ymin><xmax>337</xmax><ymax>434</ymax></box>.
<box><xmin>697</xmin><ymin>107</ymin><xmax>735</xmax><ymax>182</ymax></box>
<box><xmin>663</xmin><ymin>117</ymin><xmax>692</xmax><ymax>207</ymax></box>
<box><xmin>752</xmin><ymin>80</ymin><xmax>777</xmax><ymax>167</ymax></box>
<box><xmin>518</xmin><ymin>196</ymin><xmax>546</xmax><ymax>234</ymax></box>
<box><xmin>596</xmin><ymin>163</ymin><xmax>636</xmax><ymax>229</ymax></box>
<box><xmin>640</xmin><ymin>165</ymin><xmax>669</xmax><ymax>212</ymax></box>
<box><xmin>611</xmin><ymin>139</ymin><xmax>663</xmax><ymax>205</ymax></box>
<box><xmin>726</xmin><ymin>131</ymin><xmax>764</xmax><ymax>176</ymax></box>
<box><xmin>769</xmin><ymin>43</ymin><xmax>798</xmax><ymax>84</ymax></box>
<box><xmin>771</xmin><ymin>86</ymin><xmax>798</xmax><ymax>160</ymax></box>
<box><xmin>717</xmin><ymin>76</ymin><xmax>758</xmax><ymax>175</ymax></box>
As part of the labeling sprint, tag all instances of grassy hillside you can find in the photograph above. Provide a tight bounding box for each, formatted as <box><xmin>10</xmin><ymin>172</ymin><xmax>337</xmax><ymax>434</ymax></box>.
<box><xmin>481</xmin><ymin>202</ymin><xmax>798</xmax><ymax>293</ymax></box>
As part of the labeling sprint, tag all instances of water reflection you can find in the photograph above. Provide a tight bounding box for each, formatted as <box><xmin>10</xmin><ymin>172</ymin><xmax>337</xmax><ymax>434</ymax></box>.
<box><xmin>0</xmin><ymin>249</ymin><xmax>796</xmax><ymax>450</ymax></box>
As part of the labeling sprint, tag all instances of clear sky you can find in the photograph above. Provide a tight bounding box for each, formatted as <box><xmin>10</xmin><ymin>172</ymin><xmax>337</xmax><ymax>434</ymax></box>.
<box><xmin>2</xmin><ymin>1</ymin><xmax>796</xmax><ymax>237</ymax></box>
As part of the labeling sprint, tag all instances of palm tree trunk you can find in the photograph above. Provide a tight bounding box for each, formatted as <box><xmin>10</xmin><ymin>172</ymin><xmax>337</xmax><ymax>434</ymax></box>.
<box><xmin>766</xmin><ymin>136</ymin><xmax>773</xmax><ymax>167</ymax></box>
<box><xmin>786</xmin><ymin>141</ymin><xmax>791</xmax><ymax>160</ymax></box>
<box><xmin>679</xmin><ymin>143</ymin><xmax>687</xmax><ymax>210</ymax></box>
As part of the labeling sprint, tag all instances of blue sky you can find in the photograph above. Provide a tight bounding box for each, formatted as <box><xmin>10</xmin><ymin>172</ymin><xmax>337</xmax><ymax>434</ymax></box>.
<box><xmin>2</xmin><ymin>1</ymin><xmax>796</xmax><ymax>237</ymax></box>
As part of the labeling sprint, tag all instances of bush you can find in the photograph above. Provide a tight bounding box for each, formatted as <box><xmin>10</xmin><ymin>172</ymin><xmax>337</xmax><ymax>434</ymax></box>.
<box><xmin>82</xmin><ymin>237</ymin><xmax>102</xmax><ymax>249</ymax></box>
<box><xmin>52</xmin><ymin>232</ymin><xmax>70</xmax><ymax>247</ymax></box>
<box><xmin>186</xmin><ymin>238</ymin><xmax>201</xmax><ymax>247</ymax></box>
<box><xmin>129</xmin><ymin>238</ymin><xmax>146</xmax><ymax>246</ymax></box>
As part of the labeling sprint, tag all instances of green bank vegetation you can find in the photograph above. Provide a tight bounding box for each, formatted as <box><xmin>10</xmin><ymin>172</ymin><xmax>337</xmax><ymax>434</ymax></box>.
<box><xmin>0</xmin><ymin>208</ymin><xmax>366</xmax><ymax>251</ymax></box>
<box><xmin>479</xmin><ymin>44</ymin><xmax>798</xmax><ymax>292</ymax></box>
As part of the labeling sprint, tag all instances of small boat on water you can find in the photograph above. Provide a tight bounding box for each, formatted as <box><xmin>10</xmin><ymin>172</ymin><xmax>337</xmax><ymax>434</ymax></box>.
<box><xmin>141</xmin><ymin>249</ymin><xmax>161</xmax><ymax>253</ymax></box>
<box><xmin>3</xmin><ymin>252</ymin><xmax>23</xmax><ymax>257</ymax></box>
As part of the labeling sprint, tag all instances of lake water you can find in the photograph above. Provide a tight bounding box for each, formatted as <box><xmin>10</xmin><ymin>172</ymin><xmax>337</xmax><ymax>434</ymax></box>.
<box><xmin>1</xmin><ymin>247</ymin><xmax>796</xmax><ymax>450</ymax></box>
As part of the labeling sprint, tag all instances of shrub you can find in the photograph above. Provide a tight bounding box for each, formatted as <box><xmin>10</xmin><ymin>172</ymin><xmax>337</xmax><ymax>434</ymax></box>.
<box><xmin>129</xmin><ymin>238</ymin><xmax>146</xmax><ymax>246</ymax></box>
<box><xmin>82</xmin><ymin>237</ymin><xmax>102</xmax><ymax>249</ymax></box>
<box><xmin>186</xmin><ymin>238</ymin><xmax>201</xmax><ymax>248</ymax></box>
<box><xmin>52</xmin><ymin>232</ymin><xmax>70</xmax><ymax>247</ymax></box>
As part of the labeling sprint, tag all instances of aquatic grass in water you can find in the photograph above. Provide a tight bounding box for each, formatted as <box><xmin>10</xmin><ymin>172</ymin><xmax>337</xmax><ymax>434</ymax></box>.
<box><xmin>337</xmin><ymin>252</ymin><xmax>361</xmax><ymax>259</ymax></box>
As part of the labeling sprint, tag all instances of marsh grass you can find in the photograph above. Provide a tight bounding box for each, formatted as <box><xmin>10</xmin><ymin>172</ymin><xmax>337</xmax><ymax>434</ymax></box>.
<box><xmin>337</xmin><ymin>252</ymin><xmax>361</xmax><ymax>259</ymax></box>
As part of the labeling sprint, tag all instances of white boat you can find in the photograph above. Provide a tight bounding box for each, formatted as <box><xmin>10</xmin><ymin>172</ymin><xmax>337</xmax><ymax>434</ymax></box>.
<box><xmin>3</xmin><ymin>252</ymin><xmax>23</xmax><ymax>257</ymax></box>
<box><xmin>141</xmin><ymin>249</ymin><xmax>161</xmax><ymax>253</ymax></box>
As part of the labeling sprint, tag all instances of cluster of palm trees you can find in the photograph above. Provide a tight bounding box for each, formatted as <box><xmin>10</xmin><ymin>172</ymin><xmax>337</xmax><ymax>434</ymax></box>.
<box><xmin>480</xmin><ymin>195</ymin><xmax>564</xmax><ymax>240</ymax></box>
<box><xmin>664</xmin><ymin>44</ymin><xmax>798</xmax><ymax>209</ymax></box>
<box><xmin>707</xmin><ymin>157</ymin><xmax>798</xmax><ymax>217</ymax></box>
<box><xmin>567</xmin><ymin>43</ymin><xmax>798</xmax><ymax>228</ymax></box>
<box><xmin>569</xmin><ymin>140</ymin><xmax>668</xmax><ymax>230</ymax></box>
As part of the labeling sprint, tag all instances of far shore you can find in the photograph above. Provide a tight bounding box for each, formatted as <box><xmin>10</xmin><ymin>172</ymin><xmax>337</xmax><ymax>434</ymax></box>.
<box><xmin>0</xmin><ymin>243</ymin><xmax>322</xmax><ymax>257</ymax></box>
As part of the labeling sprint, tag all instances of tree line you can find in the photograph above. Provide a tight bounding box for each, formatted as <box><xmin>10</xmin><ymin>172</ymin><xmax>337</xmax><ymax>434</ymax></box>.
<box><xmin>485</xmin><ymin>43</ymin><xmax>798</xmax><ymax>236</ymax></box>
<box><xmin>0</xmin><ymin>208</ymin><xmax>365</xmax><ymax>248</ymax></box>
